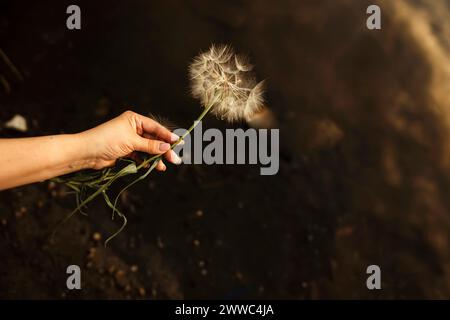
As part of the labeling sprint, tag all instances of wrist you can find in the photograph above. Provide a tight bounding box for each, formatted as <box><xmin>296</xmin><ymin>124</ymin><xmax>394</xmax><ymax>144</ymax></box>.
<box><xmin>72</xmin><ymin>132</ymin><xmax>98</xmax><ymax>170</ymax></box>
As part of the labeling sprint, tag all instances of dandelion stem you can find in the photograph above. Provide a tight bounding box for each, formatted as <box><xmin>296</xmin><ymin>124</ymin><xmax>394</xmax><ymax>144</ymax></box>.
<box><xmin>137</xmin><ymin>101</ymin><xmax>215</xmax><ymax>170</ymax></box>
<box><xmin>110</xmin><ymin>100</ymin><xmax>216</xmax><ymax>223</ymax></box>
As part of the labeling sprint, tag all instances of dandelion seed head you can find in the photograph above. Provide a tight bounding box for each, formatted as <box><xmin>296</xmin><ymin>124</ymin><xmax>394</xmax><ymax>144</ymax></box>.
<box><xmin>189</xmin><ymin>44</ymin><xmax>265</xmax><ymax>122</ymax></box>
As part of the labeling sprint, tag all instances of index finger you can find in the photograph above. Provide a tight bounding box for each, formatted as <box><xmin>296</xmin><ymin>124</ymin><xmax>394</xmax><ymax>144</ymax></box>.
<box><xmin>136</xmin><ymin>114</ymin><xmax>179</xmax><ymax>143</ymax></box>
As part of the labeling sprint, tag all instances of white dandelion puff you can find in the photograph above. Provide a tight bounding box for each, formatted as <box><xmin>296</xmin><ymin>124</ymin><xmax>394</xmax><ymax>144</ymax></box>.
<box><xmin>189</xmin><ymin>44</ymin><xmax>265</xmax><ymax>122</ymax></box>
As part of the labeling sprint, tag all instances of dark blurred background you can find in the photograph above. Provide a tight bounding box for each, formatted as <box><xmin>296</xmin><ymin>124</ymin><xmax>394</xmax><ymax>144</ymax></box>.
<box><xmin>1</xmin><ymin>0</ymin><xmax>450</xmax><ymax>299</ymax></box>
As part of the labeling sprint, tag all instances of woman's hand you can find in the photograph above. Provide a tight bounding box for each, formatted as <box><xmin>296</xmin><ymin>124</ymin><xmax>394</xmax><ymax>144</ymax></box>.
<box><xmin>79</xmin><ymin>110</ymin><xmax>182</xmax><ymax>171</ymax></box>
<box><xmin>0</xmin><ymin>110</ymin><xmax>182</xmax><ymax>190</ymax></box>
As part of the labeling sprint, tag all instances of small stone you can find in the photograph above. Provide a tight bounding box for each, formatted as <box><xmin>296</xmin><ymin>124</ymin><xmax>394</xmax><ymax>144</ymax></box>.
<box><xmin>115</xmin><ymin>270</ymin><xmax>127</xmax><ymax>288</ymax></box>
<box><xmin>107</xmin><ymin>265</ymin><xmax>116</xmax><ymax>274</ymax></box>
<box><xmin>193</xmin><ymin>239</ymin><xmax>200</xmax><ymax>247</ymax></box>
<box><xmin>139</xmin><ymin>287</ymin><xmax>146</xmax><ymax>297</ymax></box>
<box><xmin>1</xmin><ymin>219</ymin><xmax>7</xmax><ymax>226</ymax></box>
<box><xmin>87</xmin><ymin>247</ymin><xmax>97</xmax><ymax>259</ymax></box>
<box><xmin>195</xmin><ymin>209</ymin><xmax>203</xmax><ymax>217</ymax></box>
<box><xmin>92</xmin><ymin>232</ymin><xmax>102</xmax><ymax>242</ymax></box>
<box><xmin>201</xmin><ymin>269</ymin><xmax>208</xmax><ymax>276</ymax></box>
<box><xmin>198</xmin><ymin>260</ymin><xmax>205</xmax><ymax>268</ymax></box>
<box><xmin>130</xmin><ymin>265</ymin><xmax>138</xmax><ymax>273</ymax></box>
<box><xmin>5</xmin><ymin>114</ymin><xmax>27</xmax><ymax>132</ymax></box>
<box><xmin>14</xmin><ymin>206</ymin><xmax>27</xmax><ymax>219</ymax></box>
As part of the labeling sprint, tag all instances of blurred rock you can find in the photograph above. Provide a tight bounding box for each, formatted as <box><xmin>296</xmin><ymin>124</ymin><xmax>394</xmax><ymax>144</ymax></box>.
<box><xmin>4</xmin><ymin>114</ymin><xmax>27</xmax><ymax>132</ymax></box>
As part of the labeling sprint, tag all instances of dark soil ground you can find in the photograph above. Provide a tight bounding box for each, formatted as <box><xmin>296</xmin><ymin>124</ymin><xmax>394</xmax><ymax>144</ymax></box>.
<box><xmin>1</xmin><ymin>0</ymin><xmax>450</xmax><ymax>299</ymax></box>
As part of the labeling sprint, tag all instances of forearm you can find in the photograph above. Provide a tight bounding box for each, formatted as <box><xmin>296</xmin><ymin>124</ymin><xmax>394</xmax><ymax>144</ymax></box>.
<box><xmin>0</xmin><ymin>134</ymin><xmax>95</xmax><ymax>190</ymax></box>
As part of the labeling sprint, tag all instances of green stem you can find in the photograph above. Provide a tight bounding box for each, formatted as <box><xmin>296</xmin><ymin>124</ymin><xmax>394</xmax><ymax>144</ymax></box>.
<box><xmin>137</xmin><ymin>102</ymin><xmax>215</xmax><ymax>170</ymax></box>
<box><xmin>110</xmin><ymin>102</ymin><xmax>215</xmax><ymax>220</ymax></box>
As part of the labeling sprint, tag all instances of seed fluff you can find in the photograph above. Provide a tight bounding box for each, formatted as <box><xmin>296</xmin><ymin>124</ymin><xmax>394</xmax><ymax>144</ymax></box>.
<box><xmin>189</xmin><ymin>44</ymin><xmax>265</xmax><ymax>122</ymax></box>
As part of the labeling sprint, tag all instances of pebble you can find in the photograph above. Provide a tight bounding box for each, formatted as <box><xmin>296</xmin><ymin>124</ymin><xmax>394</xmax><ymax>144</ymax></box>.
<box><xmin>5</xmin><ymin>114</ymin><xmax>27</xmax><ymax>132</ymax></box>
<box><xmin>87</xmin><ymin>247</ymin><xmax>96</xmax><ymax>259</ymax></box>
<box><xmin>195</xmin><ymin>209</ymin><xmax>203</xmax><ymax>217</ymax></box>
<box><xmin>114</xmin><ymin>270</ymin><xmax>127</xmax><ymax>288</ymax></box>
<box><xmin>14</xmin><ymin>206</ymin><xmax>27</xmax><ymax>219</ymax></box>
<box><xmin>130</xmin><ymin>265</ymin><xmax>139</xmax><ymax>273</ymax></box>
<box><xmin>193</xmin><ymin>239</ymin><xmax>200</xmax><ymax>247</ymax></box>
<box><xmin>107</xmin><ymin>265</ymin><xmax>116</xmax><ymax>274</ymax></box>
<box><xmin>92</xmin><ymin>232</ymin><xmax>102</xmax><ymax>242</ymax></box>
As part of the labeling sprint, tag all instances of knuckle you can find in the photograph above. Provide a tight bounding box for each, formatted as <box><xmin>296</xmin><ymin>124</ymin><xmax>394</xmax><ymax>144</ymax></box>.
<box><xmin>122</xmin><ymin>110</ymin><xmax>135</xmax><ymax>118</ymax></box>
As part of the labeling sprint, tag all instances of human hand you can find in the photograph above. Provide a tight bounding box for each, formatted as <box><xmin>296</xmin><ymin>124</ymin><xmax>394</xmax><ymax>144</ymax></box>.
<box><xmin>79</xmin><ymin>110</ymin><xmax>182</xmax><ymax>171</ymax></box>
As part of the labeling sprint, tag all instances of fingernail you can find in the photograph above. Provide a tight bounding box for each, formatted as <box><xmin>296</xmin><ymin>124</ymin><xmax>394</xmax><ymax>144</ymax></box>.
<box><xmin>171</xmin><ymin>133</ymin><xmax>180</xmax><ymax>143</ymax></box>
<box><xmin>159</xmin><ymin>143</ymin><xmax>170</xmax><ymax>152</ymax></box>
<box><xmin>172</xmin><ymin>151</ymin><xmax>182</xmax><ymax>165</ymax></box>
